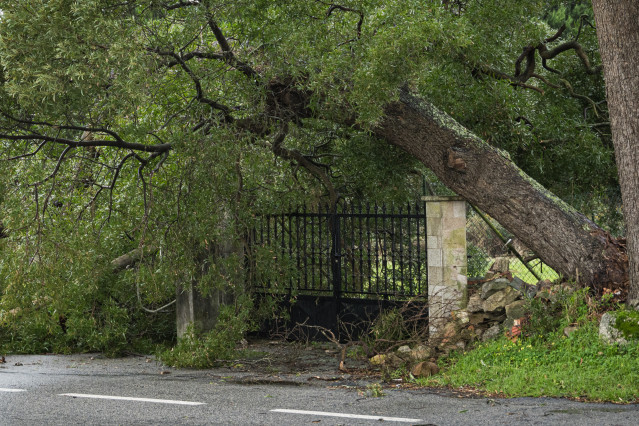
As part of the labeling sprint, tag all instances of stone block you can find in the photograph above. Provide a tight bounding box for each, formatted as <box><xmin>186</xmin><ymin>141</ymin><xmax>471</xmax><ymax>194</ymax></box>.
<box><xmin>428</xmin><ymin>266</ymin><xmax>443</xmax><ymax>285</ymax></box>
<box><xmin>444</xmin><ymin>217</ymin><xmax>467</xmax><ymax>233</ymax></box>
<box><xmin>427</xmin><ymin>235</ymin><xmax>441</xmax><ymax>249</ymax></box>
<box><xmin>482</xmin><ymin>324</ymin><xmax>502</xmax><ymax>341</ymax></box>
<box><xmin>427</xmin><ymin>248</ymin><xmax>443</xmax><ymax>267</ymax></box>
<box><xmin>599</xmin><ymin>312</ymin><xmax>629</xmax><ymax>345</ymax></box>
<box><xmin>482</xmin><ymin>287</ymin><xmax>519</xmax><ymax>313</ymax></box>
<box><xmin>176</xmin><ymin>284</ymin><xmax>226</xmax><ymax>339</ymax></box>
<box><xmin>453</xmin><ymin>201</ymin><xmax>466</xmax><ymax>218</ymax></box>
<box><xmin>427</xmin><ymin>218</ymin><xmax>442</xmax><ymax>236</ymax></box>
<box><xmin>509</xmin><ymin>277</ymin><xmax>537</xmax><ymax>298</ymax></box>
<box><xmin>490</xmin><ymin>257</ymin><xmax>510</xmax><ymax>273</ymax></box>
<box><xmin>426</xmin><ymin>203</ymin><xmax>442</xmax><ymax>218</ymax></box>
<box><xmin>481</xmin><ymin>278</ymin><xmax>510</xmax><ymax>300</ymax></box>
<box><xmin>411</xmin><ymin>361</ymin><xmax>439</xmax><ymax>378</ymax></box>
<box><xmin>410</xmin><ymin>346</ymin><xmax>433</xmax><ymax>362</ymax></box>
<box><xmin>466</xmin><ymin>294</ymin><xmax>483</xmax><ymax>313</ymax></box>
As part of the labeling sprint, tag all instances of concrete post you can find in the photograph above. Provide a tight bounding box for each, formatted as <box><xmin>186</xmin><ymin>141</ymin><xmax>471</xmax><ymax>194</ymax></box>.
<box><xmin>176</xmin><ymin>285</ymin><xmax>228</xmax><ymax>338</ymax></box>
<box><xmin>423</xmin><ymin>196</ymin><xmax>468</xmax><ymax>338</ymax></box>
<box><xmin>176</xmin><ymin>237</ymin><xmax>239</xmax><ymax>339</ymax></box>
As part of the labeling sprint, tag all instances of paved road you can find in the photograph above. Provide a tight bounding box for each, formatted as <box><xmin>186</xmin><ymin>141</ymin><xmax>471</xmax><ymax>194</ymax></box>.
<box><xmin>1</xmin><ymin>353</ymin><xmax>637</xmax><ymax>425</ymax></box>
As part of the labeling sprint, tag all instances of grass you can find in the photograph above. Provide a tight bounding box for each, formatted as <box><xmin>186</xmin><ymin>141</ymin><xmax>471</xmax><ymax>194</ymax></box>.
<box><xmin>509</xmin><ymin>258</ymin><xmax>560</xmax><ymax>284</ymax></box>
<box><xmin>418</xmin><ymin>322</ymin><xmax>639</xmax><ymax>402</ymax></box>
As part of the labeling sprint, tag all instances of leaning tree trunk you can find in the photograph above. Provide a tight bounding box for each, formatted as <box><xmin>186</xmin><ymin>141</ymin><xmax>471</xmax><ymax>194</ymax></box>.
<box><xmin>591</xmin><ymin>1</ymin><xmax>639</xmax><ymax>303</ymax></box>
<box><xmin>372</xmin><ymin>86</ymin><xmax>627</xmax><ymax>295</ymax></box>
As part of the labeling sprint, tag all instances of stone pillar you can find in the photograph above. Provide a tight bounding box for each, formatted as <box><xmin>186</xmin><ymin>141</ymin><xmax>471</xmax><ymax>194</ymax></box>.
<box><xmin>176</xmin><ymin>237</ymin><xmax>239</xmax><ymax>339</ymax></box>
<box><xmin>423</xmin><ymin>196</ymin><xmax>468</xmax><ymax>338</ymax></box>
<box><xmin>176</xmin><ymin>285</ymin><xmax>228</xmax><ymax>338</ymax></box>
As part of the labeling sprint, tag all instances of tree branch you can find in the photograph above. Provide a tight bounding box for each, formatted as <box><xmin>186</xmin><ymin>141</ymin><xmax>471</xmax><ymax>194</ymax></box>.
<box><xmin>150</xmin><ymin>48</ymin><xmax>234</xmax><ymax>121</ymax></box>
<box><xmin>204</xmin><ymin>13</ymin><xmax>259</xmax><ymax>80</ymax></box>
<box><xmin>323</xmin><ymin>2</ymin><xmax>364</xmax><ymax>39</ymax></box>
<box><xmin>270</xmin><ymin>123</ymin><xmax>339</xmax><ymax>206</ymax></box>
<box><xmin>163</xmin><ymin>1</ymin><xmax>200</xmax><ymax>10</ymax></box>
<box><xmin>0</xmin><ymin>133</ymin><xmax>172</xmax><ymax>153</ymax></box>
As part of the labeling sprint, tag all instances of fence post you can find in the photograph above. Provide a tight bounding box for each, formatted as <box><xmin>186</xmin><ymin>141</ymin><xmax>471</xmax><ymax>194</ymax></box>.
<box><xmin>423</xmin><ymin>196</ymin><xmax>468</xmax><ymax>338</ymax></box>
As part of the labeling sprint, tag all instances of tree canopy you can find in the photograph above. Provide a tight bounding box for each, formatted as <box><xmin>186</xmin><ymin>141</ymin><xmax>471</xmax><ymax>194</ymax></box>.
<box><xmin>0</xmin><ymin>0</ymin><xmax>624</xmax><ymax>352</ymax></box>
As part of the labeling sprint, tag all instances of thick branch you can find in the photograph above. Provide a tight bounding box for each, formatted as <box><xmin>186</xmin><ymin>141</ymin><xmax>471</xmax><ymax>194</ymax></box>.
<box><xmin>537</xmin><ymin>41</ymin><xmax>602</xmax><ymax>75</ymax></box>
<box><xmin>0</xmin><ymin>133</ymin><xmax>171</xmax><ymax>153</ymax></box>
<box><xmin>372</xmin><ymin>86</ymin><xmax>626</xmax><ymax>290</ymax></box>
<box><xmin>204</xmin><ymin>14</ymin><xmax>259</xmax><ymax>80</ymax></box>
<box><xmin>112</xmin><ymin>246</ymin><xmax>158</xmax><ymax>272</ymax></box>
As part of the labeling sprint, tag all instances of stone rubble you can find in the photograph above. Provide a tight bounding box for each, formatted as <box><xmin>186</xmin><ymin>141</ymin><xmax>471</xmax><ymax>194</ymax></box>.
<box><xmin>369</xmin><ymin>256</ymin><xmax>635</xmax><ymax>375</ymax></box>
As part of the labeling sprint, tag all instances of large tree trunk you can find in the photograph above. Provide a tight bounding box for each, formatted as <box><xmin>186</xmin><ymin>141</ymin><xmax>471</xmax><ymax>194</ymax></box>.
<box><xmin>591</xmin><ymin>1</ymin><xmax>639</xmax><ymax>303</ymax></box>
<box><xmin>373</xmin><ymin>86</ymin><xmax>627</xmax><ymax>295</ymax></box>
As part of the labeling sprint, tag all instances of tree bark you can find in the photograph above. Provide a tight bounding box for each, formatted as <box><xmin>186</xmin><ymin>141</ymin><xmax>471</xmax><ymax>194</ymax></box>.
<box><xmin>591</xmin><ymin>1</ymin><xmax>639</xmax><ymax>303</ymax></box>
<box><xmin>373</xmin><ymin>86</ymin><xmax>627</xmax><ymax>295</ymax></box>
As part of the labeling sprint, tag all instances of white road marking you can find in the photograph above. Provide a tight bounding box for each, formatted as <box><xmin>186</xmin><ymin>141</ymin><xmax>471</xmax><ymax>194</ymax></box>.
<box><xmin>59</xmin><ymin>393</ymin><xmax>205</xmax><ymax>406</ymax></box>
<box><xmin>271</xmin><ymin>409</ymin><xmax>423</xmax><ymax>423</ymax></box>
<box><xmin>0</xmin><ymin>388</ymin><xmax>26</xmax><ymax>393</ymax></box>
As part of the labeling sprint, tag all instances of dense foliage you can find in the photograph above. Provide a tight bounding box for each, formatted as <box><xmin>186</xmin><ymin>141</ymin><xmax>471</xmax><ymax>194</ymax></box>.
<box><xmin>0</xmin><ymin>0</ymin><xmax>619</xmax><ymax>354</ymax></box>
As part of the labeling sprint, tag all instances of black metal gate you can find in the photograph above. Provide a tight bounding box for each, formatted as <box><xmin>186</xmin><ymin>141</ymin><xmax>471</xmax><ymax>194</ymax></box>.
<box><xmin>249</xmin><ymin>202</ymin><xmax>427</xmax><ymax>338</ymax></box>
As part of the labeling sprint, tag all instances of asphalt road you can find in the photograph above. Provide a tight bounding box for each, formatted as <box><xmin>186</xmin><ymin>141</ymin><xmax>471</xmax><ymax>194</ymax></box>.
<box><xmin>1</xmin><ymin>352</ymin><xmax>638</xmax><ymax>425</ymax></box>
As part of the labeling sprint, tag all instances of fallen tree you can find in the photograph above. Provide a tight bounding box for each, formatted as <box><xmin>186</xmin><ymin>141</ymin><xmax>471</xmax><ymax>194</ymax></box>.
<box><xmin>373</xmin><ymin>86</ymin><xmax>627</xmax><ymax>296</ymax></box>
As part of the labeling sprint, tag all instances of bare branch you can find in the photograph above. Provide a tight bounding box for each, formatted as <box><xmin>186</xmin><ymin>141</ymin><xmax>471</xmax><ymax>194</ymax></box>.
<box><xmin>0</xmin><ymin>110</ymin><xmax>128</xmax><ymax>143</ymax></box>
<box><xmin>574</xmin><ymin>15</ymin><xmax>595</xmax><ymax>42</ymax></box>
<box><xmin>558</xmin><ymin>78</ymin><xmax>600</xmax><ymax>118</ymax></box>
<box><xmin>7</xmin><ymin>141</ymin><xmax>48</xmax><ymax>160</ymax></box>
<box><xmin>545</xmin><ymin>24</ymin><xmax>566</xmax><ymax>43</ymax></box>
<box><xmin>32</xmin><ymin>146</ymin><xmax>73</xmax><ymax>187</ymax></box>
<box><xmin>474</xmin><ymin>63</ymin><xmax>545</xmax><ymax>94</ymax></box>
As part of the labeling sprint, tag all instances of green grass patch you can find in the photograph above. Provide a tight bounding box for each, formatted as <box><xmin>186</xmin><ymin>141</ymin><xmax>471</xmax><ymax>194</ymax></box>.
<box><xmin>509</xmin><ymin>259</ymin><xmax>560</xmax><ymax>284</ymax></box>
<box><xmin>419</xmin><ymin>322</ymin><xmax>639</xmax><ymax>402</ymax></box>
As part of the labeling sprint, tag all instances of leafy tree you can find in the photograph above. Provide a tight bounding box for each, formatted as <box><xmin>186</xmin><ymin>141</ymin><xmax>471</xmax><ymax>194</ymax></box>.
<box><xmin>0</xmin><ymin>0</ymin><xmax>631</xmax><ymax>351</ymax></box>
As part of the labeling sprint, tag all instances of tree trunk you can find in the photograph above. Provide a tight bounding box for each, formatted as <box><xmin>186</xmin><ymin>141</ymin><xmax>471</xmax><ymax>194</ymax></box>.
<box><xmin>373</xmin><ymin>86</ymin><xmax>628</xmax><ymax>295</ymax></box>
<box><xmin>591</xmin><ymin>1</ymin><xmax>639</xmax><ymax>303</ymax></box>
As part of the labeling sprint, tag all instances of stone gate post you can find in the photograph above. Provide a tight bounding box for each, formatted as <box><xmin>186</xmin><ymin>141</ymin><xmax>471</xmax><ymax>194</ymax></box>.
<box><xmin>176</xmin><ymin>237</ymin><xmax>239</xmax><ymax>339</ymax></box>
<box><xmin>423</xmin><ymin>196</ymin><xmax>468</xmax><ymax>338</ymax></box>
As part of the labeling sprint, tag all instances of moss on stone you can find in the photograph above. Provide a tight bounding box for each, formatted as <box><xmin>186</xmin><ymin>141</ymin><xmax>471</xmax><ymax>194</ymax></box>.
<box><xmin>614</xmin><ymin>310</ymin><xmax>639</xmax><ymax>340</ymax></box>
